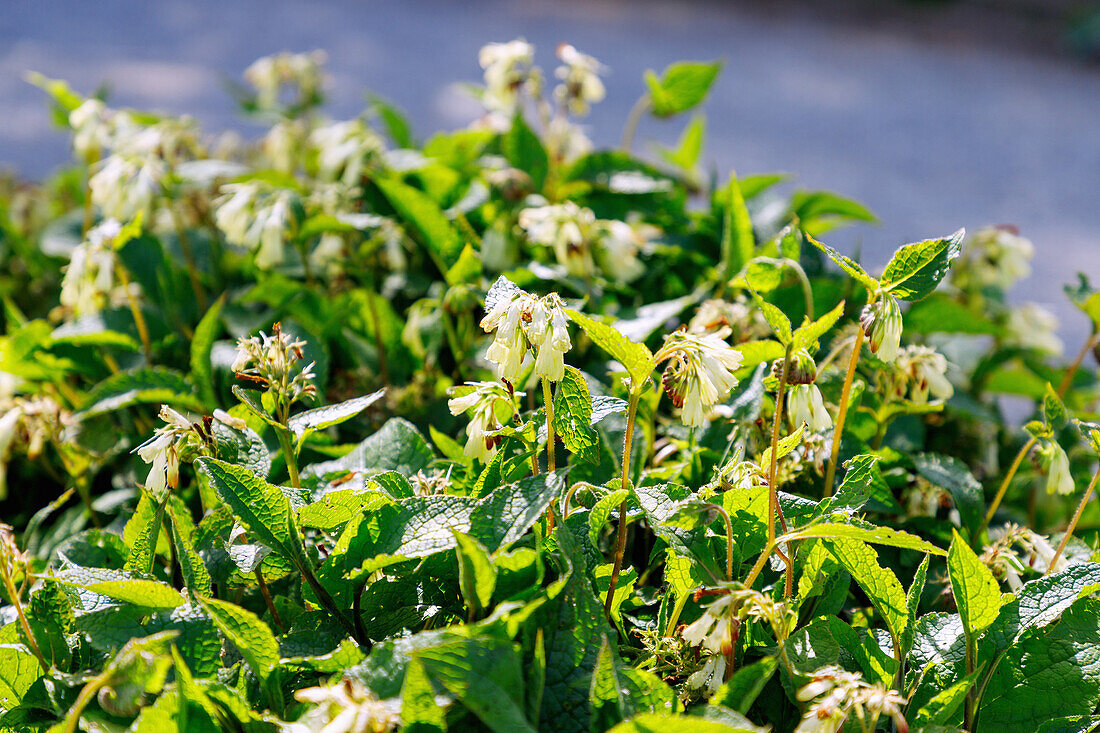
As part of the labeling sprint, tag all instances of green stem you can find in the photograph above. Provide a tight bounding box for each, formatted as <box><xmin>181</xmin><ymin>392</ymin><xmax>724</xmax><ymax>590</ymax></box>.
<box><xmin>1047</xmin><ymin>464</ymin><xmax>1100</xmax><ymax>573</ymax></box>
<box><xmin>542</xmin><ymin>378</ymin><xmax>557</xmax><ymax>530</ymax></box>
<box><xmin>365</xmin><ymin>286</ymin><xmax>390</xmax><ymax>386</ymax></box>
<box><xmin>963</xmin><ymin>633</ymin><xmax>977</xmax><ymax>730</ymax></box>
<box><xmin>255</xmin><ymin>568</ymin><xmax>284</xmax><ymax>633</ymax></box>
<box><xmin>63</xmin><ymin>669</ymin><xmax>112</xmax><ymax>733</ymax></box>
<box><xmin>115</xmin><ymin>264</ymin><xmax>153</xmax><ymax>361</ymax></box>
<box><xmin>0</xmin><ymin>564</ymin><xmax>47</xmax><ymax>672</ymax></box>
<box><xmin>824</xmin><ymin>324</ymin><xmax>865</xmax><ymax>497</ymax></box>
<box><xmin>171</xmin><ymin>207</ymin><xmax>207</xmax><ymax>312</ymax></box>
<box><xmin>604</xmin><ymin>391</ymin><xmax>640</xmax><ymax>616</ymax></box>
<box><xmin>1058</xmin><ymin>331</ymin><xmax>1098</xmax><ymax>399</ymax></box>
<box><xmin>619</xmin><ymin>94</ymin><xmax>650</xmax><ymax>152</ymax></box>
<box><xmin>978</xmin><ymin>436</ymin><xmax>1037</xmax><ymax>538</ymax></box>
<box><xmin>275</xmin><ymin>426</ymin><xmax>301</xmax><ymax>490</ymax></box>
<box><xmin>715</xmin><ymin>504</ymin><xmax>734</xmax><ymax>582</ymax></box>
<box><xmin>768</xmin><ymin>348</ymin><xmax>792</xmax><ymax>546</ymax></box>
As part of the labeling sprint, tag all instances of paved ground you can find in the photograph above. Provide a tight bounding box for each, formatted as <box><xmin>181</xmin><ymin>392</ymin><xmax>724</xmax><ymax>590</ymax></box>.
<box><xmin>3</xmin><ymin>0</ymin><xmax>1098</xmax><ymax>344</ymax></box>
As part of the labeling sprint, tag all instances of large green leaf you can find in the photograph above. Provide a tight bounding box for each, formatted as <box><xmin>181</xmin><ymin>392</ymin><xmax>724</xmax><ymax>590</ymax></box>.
<box><xmin>453</xmin><ymin>530</ymin><xmax>496</xmax><ymax>616</ymax></box>
<box><xmin>806</xmin><ymin>234</ymin><xmax>878</xmax><ymax>292</ymax></box>
<box><xmin>825</xmin><ymin>538</ymin><xmax>909</xmax><ymax>644</ymax></box>
<box><xmin>947</xmin><ymin>529</ymin><xmax>1001</xmax><ymax>638</ymax></box>
<box><xmin>190</xmin><ymin>294</ymin><xmax>225</xmax><ymax>408</ymax></box>
<box><xmin>194</xmin><ymin>458</ymin><xmax>302</xmax><ymax>564</ymax></box>
<box><xmin>978</xmin><ymin>599</ymin><xmax>1100</xmax><ymax>732</ymax></box>
<box><xmin>783</xmin><ymin>521</ymin><xmax>944</xmax><ymax>556</ymax></box>
<box><xmin>0</xmin><ymin>645</ymin><xmax>40</xmax><ymax>714</ymax></box>
<box><xmin>54</xmin><ymin>567</ymin><xmax>185</xmax><ymax>610</ymax></box>
<box><xmin>879</xmin><ymin>229</ymin><xmax>965</xmax><ymax>302</ymax></box>
<box><xmin>288</xmin><ymin>389</ymin><xmax>385</xmax><ymax>445</ymax></box>
<box><xmin>305</xmin><ymin>417</ymin><xmax>434</xmax><ymax>479</ymax></box>
<box><xmin>77</xmin><ymin>367</ymin><xmax>201</xmax><ymax>418</ymax></box>
<box><xmin>195</xmin><ymin>596</ymin><xmax>281</xmax><ymax>701</ymax></box>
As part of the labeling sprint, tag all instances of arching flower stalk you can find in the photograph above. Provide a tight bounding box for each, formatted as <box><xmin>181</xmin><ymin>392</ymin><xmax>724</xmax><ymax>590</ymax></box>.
<box><xmin>447</xmin><ymin>381</ymin><xmax>519</xmax><ymax>463</ymax></box>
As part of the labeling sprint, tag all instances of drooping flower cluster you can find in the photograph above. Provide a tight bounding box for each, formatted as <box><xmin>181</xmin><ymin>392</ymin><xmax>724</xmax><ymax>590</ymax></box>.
<box><xmin>983</xmin><ymin>523</ymin><xmax>1067</xmax><ymax>590</ymax></box>
<box><xmin>0</xmin><ymin>396</ymin><xmax>71</xmax><ymax>499</ymax></box>
<box><xmin>1037</xmin><ymin>439</ymin><xmax>1074</xmax><ymax>496</ymax></box>
<box><xmin>1007</xmin><ymin>303</ymin><xmax>1063</xmax><ymax>355</ymax></box>
<box><xmin>953</xmin><ymin>225</ymin><xmax>1034</xmax><ymax>292</ymax></box>
<box><xmin>860</xmin><ymin>295</ymin><xmax>903</xmax><ymax>362</ymax></box>
<box><xmin>287</xmin><ymin>678</ymin><xmax>400</xmax><ymax>733</ymax></box>
<box><xmin>447</xmin><ymin>381</ymin><xmax>519</xmax><ymax>462</ymax></box>
<box><xmin>214</xmin><ymin>182</ymin><xmax>298</xmax><ymax>269</ymax></box>
<box><xmin>231</xmin><ymin>323</ymin><xmax>318</xmax><ymax>406</ymax></box>
<box><xmin>554</xmin><ymin>44</ymin><xmax>606</xmax><ymax>116</ymax></box>
<box><xmin>59</xmin><ymin>219</ymin><xmax>130</xmax><ymax>317</ymax></box>
<box><xmin>518</xmin><ymin>202</ymin><xmax>655</xmax><ymax>283</ymax></box>
<box><xmin>309</xmin><ymin>119</ymin><xmax>384</xmax><ymax>185</ymax></box>
<box><xmin>478</xmin><ymin>39</ymin><xmax>537</xmax><ymax>116</ymax></box>
<box><xmin>890</xmin><ymin>345</ymin><xmax>954</xmax><ymax>404</ymax></box>
<box><xmin>479</xmin><ymin>280</ymin><xmax>572</xmax><ymax>384</ymax></box>
<box><xmin>660</xmin><ymin>329</ymin><xmax>743</xmax><ymax>428</ymax></box>
<box><xmin>795</xmin><ymin>666</ymin><xmax>908</xmax><ymax>733</ymax></box>
<box><xmin>788</xmin><ymin>384</ymin><xmax>832</xmax><ymax>433</ymax></box>
<box><xmin>244</xmin><ymin>50</ymin><xmax>328</xmax><ymax>113</ymax></box>
<box><xmin>133</xmin><ymin>406</ymin><xmax>198</xmax><ymax>498</ymax></box>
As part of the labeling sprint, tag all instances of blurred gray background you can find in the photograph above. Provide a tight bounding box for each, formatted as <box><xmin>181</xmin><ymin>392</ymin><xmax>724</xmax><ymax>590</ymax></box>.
<box><xmin>3</xmin><ymin>0</ymin><xmax>1098</xmax><ymax>342</ymax></box>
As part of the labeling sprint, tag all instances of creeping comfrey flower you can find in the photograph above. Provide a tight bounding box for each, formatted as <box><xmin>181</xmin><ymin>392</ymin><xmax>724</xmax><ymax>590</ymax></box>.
<box><xmin>244</xmin><ymin>50</ymin><xmax>328</xmax><ymax>112</ymax></box>
<box><xmin>527</xmin><ymin>294</ymin><xmax>572</xmax><ymax>382</ymax></box>
<box><xmin>0</xmin><ymin>396</ymin><xmax>71</xmax><ymax>500</ymax></box>
<box><xmin>288</xmin><ymin>677</ymin><xmax>400</xmax><ymax>733</ymax></box>
<box><xmin>59</xmin><ymin>219</ymin><xmax>124</xmax><ymax>317</ymax></box>
<box><xmin>789</xmin><ymin>384</ymin><xmax>832</xmax><ymax>433</ymax></box>
<box><xmin>594</xmin><ymin>218</ymin><xmax>656</xmax><ymax>285</ymax></box>
<box><xmin>954</xmin><ymin>225</ymin><xmax>1033</xmax><ymax>292</ymax></box>
<box><xmin>983</xmin><ymin>524</ymin><xmax>1067</xmax><ymax>590</ymax></box>
<box><xmin>660</xmin><ymin>329</ymin><xmax>743</xmax><ymax>428</ymax></box>
<box><xmin>214</xmin><ymin>182</ymin><xmax>297</xmax><ymax>269</ymax></box>
<box><xmin>860</xmin><ymin>295</ymin><xmax>903</xmax><ymax>363</ymax></box>
<box><xmin>1038</xmin><ymin>440</ymin><xmax>1074</xmax><ymax>496</ymax></box>
<box><xmin>69</xmin><ymin>98</ymin><xmax>113</xmax><ymax>160</ymax></box>
<box><xmin>478</xmin><ymin>39</ymin><xmax>536</xmax><ymax>115</ymax></box>
<box><xmin>232</xmin><ymin>323</ymin><xmax>318</xmax><ymax>405</ymax></box>
<box><xmin>90</xmin><ymin>152</ymin><xmax>166</xmax><ymax>221</ymax></box>
<box><xmin>134</xmin><ymin>406</ymin><xmax>194</xmax><ymax>497</ymax></box>
<box><xmin>554</xmin><ymin>44</ymin><xmax>606</xmax><ymax>116</ymax></box>
<box><xmin>894</xmin><ymin>345</ymin><xmax>953</xmax><ymax>404</ymax></box>
<box><xmin>447</xmin><ymin>381</ymin><xmax>518</xmax><ymax>462</ymax></box>
<box><xmin>518</xmin><ymin>202</ymin><xmax>597</xmax><ymax>279</ymax></box>
<box><xmin>1007</xmin><ymin>303</ymin><xmax>1063</xmax><ymax>355</ymax></box>
<box><xmin>480</xmin><ymin>285</ymin><xmax>537</xmax><ymax>383</ymax></box>
<box><xmin>795</xmin><ymin>666</ymin><xmax>908</xmax><ymax>733</ymax></box>
<box><xmin>309</xmin><ymin>119</ymin><xmax>383</xmax><ymax>185</ymax></box>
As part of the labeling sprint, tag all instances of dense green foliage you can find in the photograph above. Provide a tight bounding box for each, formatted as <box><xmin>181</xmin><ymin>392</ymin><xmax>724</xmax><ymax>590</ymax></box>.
<box><xmin>1</xmin><ymin>43</ymin><xmax>1100</xmax><ymax>732</ymax></box>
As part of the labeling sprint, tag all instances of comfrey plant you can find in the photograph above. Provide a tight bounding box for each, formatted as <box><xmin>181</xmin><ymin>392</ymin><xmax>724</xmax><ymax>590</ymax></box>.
<box><xmin>3</xmin><ymin>42</ymin><xmax>1100</xmax><ymax>733</ymax></box>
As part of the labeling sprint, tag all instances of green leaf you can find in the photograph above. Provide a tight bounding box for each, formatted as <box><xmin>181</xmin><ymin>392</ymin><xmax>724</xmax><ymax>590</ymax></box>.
<box><xmin>123</xmin><ymin>491</ymin><xmax>167</xmax><ymax>575</ymax></box>
<box><xmin>566</xmin><ymin>310</ymin><xmax>655</xmax><ymax>393</ymax></box>
<box><xmin>902</xmin><ymin>554</ymin><xmax>930</xmax><ymax>662</ymax></box>
<box><xmin>913</xmin><ymin>453</ymin><xmax>984</xmax><ymax>535</ymax></box>
<box><xmin>194</xmin><ymin>458</ymin><xmax>302</xmax><ymax>565</ymax></box>
<box><xmin>644</xmin><ymin>60</ymin><xmax>723</xmax><ymax>118</ymax></box>
<box><xmin>748</xmin><ymin>291</ymin><xmax>791</xmax><ymax>345</ymax></box>
<box><xmin>54</xmin><ymin>567</ymin><xmax>185</xmax><ymax>610</ymax></box>
<box><xmin>190</xmin><ymin>294</ymin><xmax>225</xmax><ymax>408</ymax></box>
<box><xmin>912</xmin><ymin>667</ymin><xmax>983</xmax><ymax>727</ymax></box>
<box><xmin>904</xmin><ymin>294</ymin><xmax>1001</xmax><ymax>335</ymax></box>
<box><xmin>825</xmin><ymin>538</ymin><xmax>909</xmax><ymax>644</ymax></box>
<box><xmin>1043</xmin><ymin>383</ymin><xmax>1068</xmax><ymax>429</ymax></box>
<box><xmin>414</xmin><ymin>633</ymin><xmax>535</xmax><ymax>733</ymax></box>
<box><xmin>196</xmin><ymin>596</ymin><xmax>281</xmax><ymax>706</ymax></box>
<box><xmin>402</xmin><ymin>656</ymin><xmax>448</xmax><ymax>732</ymax></box>
<box><xmin>947</xmin><ymin>529</ymin><xmax>1001</xmax><ymax>638</ymax></box>
<box><xmin>503</xmin><ymin>113</ymin><xmax>549</xmax><ymax>190</ymax></box>
<box><xmin>979</xmin><ymin>598</ymin><xmax>1100</xmax><ymax>732</ymax></box>
<box><xmin>288</xmin><ymin>389</ymin><xmax>385</xmax><ymax>445</ymax></box>
<box><xmin>806</xmin><ymin>233</ymin><xmax>878</xmax><ymax>292</ymax></box>
<box><xmin>298</xmin><ymin>487</ymin><xmax>391</xmax><ymax>530</ymax></box>
<box><xmin>790</xmin><ymin>190</ymin><xmax>876</xmax><ymax>235</ymax></box>
<box><xmin>756</xmin><ymin>425</ymin><xmax>804</xmax><ymax>472</ymax></box>
<box><xmin>589</xmin><ymin>489</ymin><xmax>630</xmax><ymax>547</ymax></box>
<box><xmin>721</xmin><ymin>173</ymin><xmax>755</xmax><ymax>279</ymax></box>
<box><xmin>658</xmin><ymin>114</ymin><xmax>706</xmax><ymax>171</ymax></box>
<box><xmin>305</xmin><ymin>417</ymin><xmax>434</xmax><ymax>479</ymax></box>
<box><xmin>982</xmin><ymin>563</ymin><xmax>1100</xmax><ymax>659</ymax></box>
<box><xmin>77</xmin><ymin>367</ymin><xmax>202</xmax><ymax>418</ymax></box>
<box><xmin>594</xmin><ymin>564</ymin><xmax>637</xmax><ymax>629</ymax></box>
<box><xmin>709</xmin><ymin>655</ymin><xmax>777</xmax><ymax>713</ymax></box>
<box><xmin>375</xmin><ymin>176</ymin><xmax>464</xmax><ymax>276</ymax></box>
<box><xmin>554</xmin><ymin>367</ymin><xmax>599</xmax><ymax>464</ymax></box>
<box><xmin>792</xmin><ymin>301</ymin><xmax>846</xmax><ymax>351</ymax></box>
<box><xmin>782</xmin><ymin>521</ymin><xmax>945</xmax><ymax>556</ymax></box>
<box><xmin>879</xmin><ymin>228</ymin><xmax>965</xmax><ymax>301</ymax></box>
<box><xmin>453</xmin><ymin>530</ymin><xmax>496</xmax><ymax>615</ymax></box>
<box><xmin>50</xmin><ymin>315</ymin><xmax>140</xmax><ymax>351</ymax></box>
<box><xmin>0</xmin><ymin>645</ymin><xmax>40</xmax><ymax>713</ymax></box>
<box><xmin>609</xmin><ymin>712</ymin><xmax>762</xmax><ymax>732</ymax></box>
<box><xmin>817</xmin><ymin>454</ymin><xmax>899</xmax><ymax>517</ymax></box>
<box><xmin>166</xmin><ymin>501</ymin><xmax>212</xmax><ymax>596</ymax></box>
